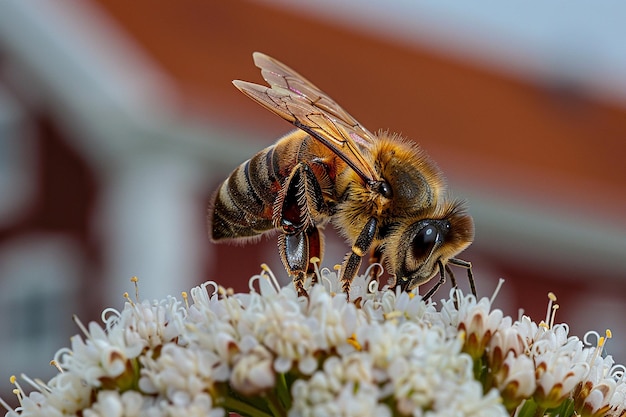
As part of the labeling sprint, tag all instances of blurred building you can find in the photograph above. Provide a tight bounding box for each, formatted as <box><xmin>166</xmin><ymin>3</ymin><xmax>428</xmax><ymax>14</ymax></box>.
<box><xmin>1</xmin><ymin>0</ymin><xmax>625</xmax><ymax>401</ymax></box>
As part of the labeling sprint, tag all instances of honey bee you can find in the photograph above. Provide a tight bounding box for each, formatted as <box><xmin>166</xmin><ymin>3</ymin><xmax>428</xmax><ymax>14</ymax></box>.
<box><xmin>210</xmin><ymin>52</ymin><xmax>475</xmax><ymax>298</ymax></box>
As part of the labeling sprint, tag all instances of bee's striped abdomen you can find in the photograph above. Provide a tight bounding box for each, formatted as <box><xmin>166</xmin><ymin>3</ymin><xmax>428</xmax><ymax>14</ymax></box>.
<box><xmin>210</xmin><ymin>145</ymin><xmax>283</xmax><ymax>240</ymax></box>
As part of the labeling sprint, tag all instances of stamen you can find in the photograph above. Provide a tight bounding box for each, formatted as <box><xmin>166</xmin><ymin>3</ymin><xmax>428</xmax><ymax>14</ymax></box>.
<box><xmin>346</xmin><ymin>333</ymin><xmax>362</xmax><ymax>351</ymax></box>
<box><xmin>72</xmin><ymin>315</ymin><xmax>91</xmax><ymax>340</ymax></box>
<box><xmin>18</xmin><ymin>374</ymin><xmax>41</xmax><ymax>392</ymax></box>
<box><xmin>490</xmin><ymin>278</ymin><xmax>505</xmax><ymax>305</ymax></box>
<box><xmin>10</xmin><ymin>376</ymin><xmax>23</xmax><ymax>402</ymax></box>
<box><xmin>123</xmin><ymin>292</ymin><xmax>134</xmax><ymax>307</ymax></box>
<box><xmin>384</xmin><ymin>311</ymin><xmax>403</xmax><ymax>322</ymax></box>
<box><xmin>0</xmin><ymin>395</ymin><xmax>14</xmax><ymax>413</ymax></box>
<box><xmin>549</xmin><ymin>304</ymin><xmax>559</xmax><ymax>329</ymax></box>
<box><xmin>591</xmin><ymin>336</ymin><xmax>606</xmax><ymax>363</ymax></box>
<box><xmin>182</xmin><ymin>291</ymin><xmax>189</xmax><ymax>309</ymax></box>
<box><xmin>217</xmin><ymin>285</ymin><xmax>234</xmax><ymax>298</ymax></box>
<box><xmin>261</xmin><ymin>264</ymin><xmax>281</xmax><ymax>292</ymax></box>
<box><xmin>50</xmin><ymin>360</ymin><xmax>64</xmax><ymax>373</ymax></box>
<box><xmin>545</xmin><ymin>292</ymin><xmax>557</xmax><ymax>325</ymax></box>
<box><xmin>33</xmin><ymin>377</ymin><xmax>52</xmax><ymax>392</ymax></box>
<box><xmin>131</xmin><ymin>276</ymin><xmax>140</xmax><ymax>301</ymax></box>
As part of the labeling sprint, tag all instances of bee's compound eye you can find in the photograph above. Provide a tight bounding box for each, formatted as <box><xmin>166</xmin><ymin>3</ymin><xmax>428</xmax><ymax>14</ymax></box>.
<box><xmin>378</xmin><ymin>181</ymin><xmax>392</xmax><ymax>198</ymax></box>
<box><xmin>411</xmin><ymin>224</ymin><xmax>438</xmax><ymax>260</ymax></box>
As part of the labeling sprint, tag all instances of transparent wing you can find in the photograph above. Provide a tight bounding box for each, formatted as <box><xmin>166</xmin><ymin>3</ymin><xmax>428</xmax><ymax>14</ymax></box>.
<box><xmin>232</xmin><ymin>52</ymin><xmax>380</xmax><ymax>183</ymax></box>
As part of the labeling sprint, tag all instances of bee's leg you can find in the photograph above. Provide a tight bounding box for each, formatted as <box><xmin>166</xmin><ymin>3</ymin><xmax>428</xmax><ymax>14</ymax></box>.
<box><xmin>444</xmin><ymin>264</ymin><xmax>459</xmax><ymax>307</ymax></box>
<box><xmin>444</xmin><ymin>264</ymin><xmax>458</xmax><ymax>289</ymax></box>
<box><xmin>448</xmin><ymin>258</ymin><xmax>475</xmax><ymax>296</ymax></box>
<box><xmin>341</xmin><ymin>217</ymin><xmax>378</xmax><ymax>297</ymax></box>
<box><xmin>422</xmin><ymin>260</ymin><xmax>446</xmax><ymax>300</ymax></box>
<box><xmin>278</xmin><ymin>226</ymin><xmax>322</xmax><ymax>292</ymax></box>
<box><xmin>277</xmin><ymin>233</ymin><xmax>304</xmax><ymax>296</ymax></box>
<box><xmin>275</xmin><ymin>163</ymin><xmax>326</xmax><ymax>295</ymax></box>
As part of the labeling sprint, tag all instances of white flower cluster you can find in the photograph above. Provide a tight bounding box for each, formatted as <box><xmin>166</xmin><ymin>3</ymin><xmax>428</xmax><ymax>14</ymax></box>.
<box><xmin>2</xmin><ymin>267</ymin><xmax>625</xmax><ymax>417</ymax></box>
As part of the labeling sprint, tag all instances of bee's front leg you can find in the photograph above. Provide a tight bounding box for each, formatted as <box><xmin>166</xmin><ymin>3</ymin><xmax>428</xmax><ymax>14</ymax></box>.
<box><xmin>341</xmin><ymin>217</ymin><xmax>377</xmax><ymax>297</ymax></box>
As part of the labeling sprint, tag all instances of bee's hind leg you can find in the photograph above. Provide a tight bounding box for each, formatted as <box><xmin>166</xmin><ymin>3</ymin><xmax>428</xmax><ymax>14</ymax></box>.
<box><xmin>275</xmin><ymin>163</ymin><xmax>327</xmax><ymax>296</ymax></box>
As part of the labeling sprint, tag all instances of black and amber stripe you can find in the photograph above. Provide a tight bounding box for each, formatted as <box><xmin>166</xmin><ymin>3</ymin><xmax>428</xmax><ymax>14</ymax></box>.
<box><xmin>210</xmin><ymin>131</ymin><xmax>324</xmax><ymax>241</ymax></box>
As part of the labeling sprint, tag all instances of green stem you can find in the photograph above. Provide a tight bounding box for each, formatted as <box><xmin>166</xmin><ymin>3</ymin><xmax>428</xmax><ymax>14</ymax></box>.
<box><xmin>265</xmin><ymin>391</ymin><xmax>287</xmax><ymax>417</ymax></box>
<box><xmin>516</xmin><ymin>399</ymin><xmax>537</xmax><ymax>417</ymax></box>
<box><xmin>276</xmin><ymin>373</ymin><xmax>292</xmax><ymax>410</ymax></box>
<box><xmin>472</xmin><ymin>356</ymin><xmax>485</xmax><ymax>383</ymax></box>
<box><xmin>222</xmin><ymin>396</ymin><xmax>273</xmax><ymax>417</ymax></box>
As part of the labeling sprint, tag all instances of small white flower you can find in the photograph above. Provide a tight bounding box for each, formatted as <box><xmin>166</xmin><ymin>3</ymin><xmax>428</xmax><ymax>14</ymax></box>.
<box><xmin>163</xmin><ymin>392</ymin><xmax>223</xmax><ymax>417</ymax></box>
<box><xmin>139</xmin><ymin>343</ymin><xmax>222</xmax><ymax>400</ymax></box>
<box><xmin>441</xmin><ymin>292</ymin><xmax>504</xmax><ymax>360</ymax></box>
<box><xmin>3</xmin><ymin>267</ymin><xmax>625</xmax><ymax>417</ymax></box>
<box><xmin>488</xmin><ymin>316</ymin><xmax>527</xmax><ymax>371</ymax></box>
<box><xmin>492</xmin><ymin>351</ymin><xmax>536</xmax><ymax>411</ymax></box>
<box><xmin>289</xmin><ymin>354</ymin><xmax>390</xmax><ymax>417</ymax></box>
<box><xmin>82</xmin><ymin>390</ymin><xmax>146</xmax><ymax>417</ymax></box>
<box><xmin>230</xmin><ymin>345</ymin><xmax>276</xmax><ymax>395</ymax></box>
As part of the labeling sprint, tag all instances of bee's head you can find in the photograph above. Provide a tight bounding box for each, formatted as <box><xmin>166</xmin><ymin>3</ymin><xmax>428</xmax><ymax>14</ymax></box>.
<box><xmin>392</xmin><ymin>201</ymin><xmax>474</xmax><ymax>292</ymax></box>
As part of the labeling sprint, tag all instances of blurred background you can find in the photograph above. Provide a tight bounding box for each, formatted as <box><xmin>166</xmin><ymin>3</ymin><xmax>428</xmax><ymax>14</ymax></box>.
<box><xmin>1</xmin><ymin>0</ymin><xmax>625</xmax><ymax>403</ymax></box>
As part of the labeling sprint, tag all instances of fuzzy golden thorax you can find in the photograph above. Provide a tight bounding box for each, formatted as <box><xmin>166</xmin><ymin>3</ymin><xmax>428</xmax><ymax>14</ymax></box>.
<box><xmin>332</xmin><ymin>133</ymin><xmax>473</xmax><ymax>288</ymax></box>
<box><xmin>332</xmin><ymin>133</ymin><xmax>445</xmax><ymax>239</ymax></box>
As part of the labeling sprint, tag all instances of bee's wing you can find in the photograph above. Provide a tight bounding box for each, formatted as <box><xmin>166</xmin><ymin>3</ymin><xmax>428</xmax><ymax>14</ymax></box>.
<box><xmin>232</xmin><ymin>52</ymin><xmax>380</xmax><ymax>183</ymax></box>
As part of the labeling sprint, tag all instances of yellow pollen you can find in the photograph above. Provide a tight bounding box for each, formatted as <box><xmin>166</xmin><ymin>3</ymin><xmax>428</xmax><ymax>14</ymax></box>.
<box><xmin>123</xmin><ymin>292</ymin><xmax>134</xmax><ymax>306</ymax></box>
<box><xmin>384</xmin><ymin>311</ymin><xmax>402</xmax><ymax>321</ymax></box>
<box><xmin>218</xmin><ymin>286</ymin><xmax>234</xmax><ymax>297</ymax></box>
<box><xmin>309</xmin><ymin>257</ymin><xmax>323</xmax><ymax>284</ymax></box>
<box><xmin>261</xmin><ymin>263</ymin><xmax>271</xmax><ymax>272</ymax></box>
<box><xmin>347</xmin><ymin>333</ymin><xmax>362</xmax><ymax>351</ymax></box>
<box><xmin>408</xmin><ymin>292</ymin><xmax>416</xmax><ymax>299</ymax></box>
<box><xmin>182</xmin><ymin>292</ymin><xmax>189</xmax><ymax>309</ymax></box>
<box><xmin>605</xmin><ymin>329</ymin><xmax>612</xmax><ymax>339</ymax></box>
<box><xmin>50</xmin><ymin>360</ymin><xmax>63</xmax><ymax>373</ymax></box>
<box><xmin>130</xmin><ymin>276</ymin><xmax>138</xmax><ymax>283</ymax></box>
<box><xmin>548</xmin><ymin>292</ymin><xmax>557</xmax><ymax>302</ymax></box>
<box><xmin>333</xmin><ymin>264</ymin><xmax>341</xmax><ymax>271</ymax></box>
<box><xmin>9</xmin><ymin>375</ymin><xmax>16</xmax><ymax>384</ymax></box>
